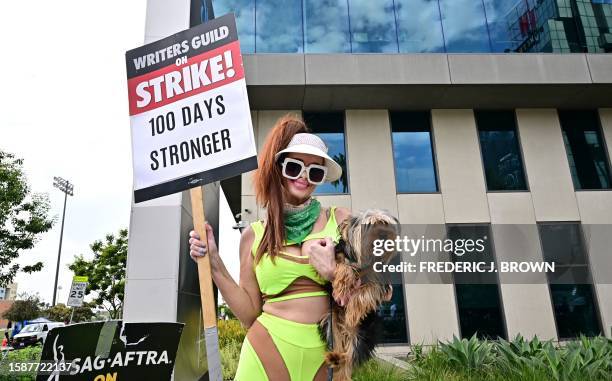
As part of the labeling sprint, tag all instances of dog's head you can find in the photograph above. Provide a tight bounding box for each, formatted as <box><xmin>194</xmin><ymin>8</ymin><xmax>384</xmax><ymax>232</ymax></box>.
<box><xmin>338</xmin><ymin>209</ymin><xmax>399</xmax><ymax>267</ymax></box>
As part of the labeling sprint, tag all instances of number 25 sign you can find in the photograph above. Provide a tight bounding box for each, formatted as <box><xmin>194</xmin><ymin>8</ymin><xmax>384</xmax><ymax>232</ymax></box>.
<box><xmin>67</xmin><ymin>276</ymin><xmax>88</xmax><ymax>307</ymax></box>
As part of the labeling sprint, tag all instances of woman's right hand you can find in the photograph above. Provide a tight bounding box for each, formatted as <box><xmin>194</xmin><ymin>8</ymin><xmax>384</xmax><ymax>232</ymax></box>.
<box><xmin>189</xmin><ymin>223</ymin><xmax>218</xmax><ymax>262</ymax></box>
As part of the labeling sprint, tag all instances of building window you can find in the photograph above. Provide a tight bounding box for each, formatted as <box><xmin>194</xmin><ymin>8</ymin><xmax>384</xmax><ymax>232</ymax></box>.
<box><xmin>448</xmin><ymin>224</ymin><xmax>506</xmax><ymax>340</ymax></box>
<box><xmin>438</xmin><ymin>0</ymin><xmax>492</xmax><ymax>52</ymax></box>
<box><xmin>256</xmin><ymin>0</ymin><xmax>304</xmax><ymax>52</ymax></box>
<box><xmin>378</xmin><ymin>284</ymin><xmax>409</xmax><ymax>344</ymax></box>
<box><xmin>303</xmin><ymin>112</ymin><xmax>349</xmax><ymax>194</ymax></box>
<box><xmin>538</xmin><ymin>223</ymin><xmax>602</xmax><ymax>338</ymax></box>
<box><xmin>348</xmin><ymin>0</ymin><xmax>399</xmax><ymax>53</ymax></box>
<box><xmin>395</xmin><ymin>0</ymin><xmax>445</xmax><ymax>53</ymax></box>
<box><xmin>390</xmin><ymin>111</ymin><xmax>438</xmax><ymax>193</ymax></box>
<box><xmin>192</xmin><ymin>0</ymin><xmax>611</xmax><ymax>54</ymax></box>
<box><xmin>475</xmin><ymin>110</ymin><xmax>528</xmax><ymax>191</ymax></box>
<box><xmin>207</xmin><ymin>0</ymin><xmax>256</xmax><ymax>53</ymax></box>
<box><xmin>559</xmin><ymin>110</ymin><xmax>611</xmax><ymax>190</ymax></box>
<box><xmin>303</xmin><ymin>0</ymin><xmax>351</xmax><ymax>53</ymax></box>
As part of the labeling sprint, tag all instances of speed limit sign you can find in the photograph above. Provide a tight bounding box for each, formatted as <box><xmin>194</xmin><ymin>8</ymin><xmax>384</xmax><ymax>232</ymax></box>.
<box><xmin>67</xmin><ymin>276</ymin><xmax>88</xmax><ymax>307</ymax></box>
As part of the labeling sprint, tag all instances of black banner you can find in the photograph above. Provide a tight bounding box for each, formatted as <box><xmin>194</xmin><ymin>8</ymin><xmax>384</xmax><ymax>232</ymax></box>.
<box><xmin>36</xmin><ymin>321</ymin><xmax>183</xmax><ymax>381</ymax></box>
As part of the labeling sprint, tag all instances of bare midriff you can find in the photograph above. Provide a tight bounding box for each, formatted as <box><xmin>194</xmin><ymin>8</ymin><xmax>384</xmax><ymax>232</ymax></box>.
<box><xmin>263</xmin><ymin>295</ymin><xmax>330</xmax><ymax>324</ymax></box>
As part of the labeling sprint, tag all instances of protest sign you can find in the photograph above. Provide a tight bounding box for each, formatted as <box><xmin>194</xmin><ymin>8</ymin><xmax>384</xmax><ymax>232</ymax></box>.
<box><xmin>36</xmin><ymin>321</ymin><xmax>183</xmax><ymax>381</ymax></box>
<box><xmin>125</xmin><ymin>13</ymin><xmax>256</xmax><ymax>381</ymax></box>
<box><xmin>126</xmin><ymin>13</ymin><xmax>257</xmax><ymax>203</ymax></box>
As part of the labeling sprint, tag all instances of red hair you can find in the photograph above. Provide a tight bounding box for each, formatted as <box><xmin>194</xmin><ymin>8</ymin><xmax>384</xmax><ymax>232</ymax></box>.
<box><xmin>253</xmin><ymin>114</ymin><xmax>309</xmax><ymax>263</ymax></box>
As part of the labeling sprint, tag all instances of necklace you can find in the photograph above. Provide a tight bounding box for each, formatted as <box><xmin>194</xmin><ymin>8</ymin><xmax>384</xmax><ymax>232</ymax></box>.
<box><xmin>284</xmin><ymin>198</ymin><xmax>321</xmax><ymax>244</ymax></box>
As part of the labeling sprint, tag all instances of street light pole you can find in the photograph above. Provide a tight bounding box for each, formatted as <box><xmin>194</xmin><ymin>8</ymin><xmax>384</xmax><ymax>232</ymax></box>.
<box><xmin>52</xmin><ymin>176</ymin><xmax>74</xmax><ymax>306</ymax></box>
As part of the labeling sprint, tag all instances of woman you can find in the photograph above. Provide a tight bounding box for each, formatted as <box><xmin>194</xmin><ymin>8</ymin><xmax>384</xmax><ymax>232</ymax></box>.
<box><xmin>189</xmin><ymin>115</ymin><xmax>352</xmax><ymax>381</ymax></box>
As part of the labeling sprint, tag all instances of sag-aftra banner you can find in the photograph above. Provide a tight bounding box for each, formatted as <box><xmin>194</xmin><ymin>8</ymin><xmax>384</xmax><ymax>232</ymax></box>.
<box><xmin>35</xmin><ymin>321</ymin><xmax>183</xmax><ymax>381</ymax></box>
<box><xmin>125</xmin><ymin>13</ymin><xmax>257</xmax><ymax>203</ymax></box>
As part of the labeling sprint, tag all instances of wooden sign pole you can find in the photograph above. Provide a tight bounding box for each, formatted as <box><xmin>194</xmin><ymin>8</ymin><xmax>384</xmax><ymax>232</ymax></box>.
<box><xmin>189</xmin><ymin>186</ymin><xmax>222</xmax><ymax>381</ymax></box>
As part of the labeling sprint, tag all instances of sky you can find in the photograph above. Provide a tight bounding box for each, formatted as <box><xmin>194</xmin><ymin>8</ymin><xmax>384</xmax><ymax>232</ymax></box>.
<box><xmin>0</xmin><ymin>1</ymin><xmax>148</xmax><ymax>304</ymax></box>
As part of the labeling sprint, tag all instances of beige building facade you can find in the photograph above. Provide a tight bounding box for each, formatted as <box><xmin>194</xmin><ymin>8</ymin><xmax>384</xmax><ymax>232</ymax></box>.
<box><xmin>239</xmin><ymin>108</ymin><xmax>612</xmax><ymax>345</ymax></box>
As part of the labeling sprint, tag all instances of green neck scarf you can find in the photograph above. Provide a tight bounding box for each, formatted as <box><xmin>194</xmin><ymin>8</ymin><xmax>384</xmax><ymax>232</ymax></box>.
<box><xmin>284</xmin><ymin>198</ymin><xmax>321</xmax><ymax>244</ymax></box>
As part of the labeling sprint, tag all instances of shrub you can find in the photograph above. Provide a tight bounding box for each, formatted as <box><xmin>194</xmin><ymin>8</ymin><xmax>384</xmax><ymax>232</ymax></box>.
<box><xmin>407</xmin><ymin>335</ymin><xmax>612</xmax><ymax>381</ymax></box>
<box><xmin>220</xmin><ymin>339</ymin><xmax>243</xmax><ymax>381</ymax></box>
<box><xmin>0</xmin><ymin>346</ymin><xmax>42</xmax><ymax>380</ymax></box>
<box><xmin>439</xmin><ymin>334</ymin><xmax>495</xmax><ymax>373</ymax></box>
<box><xmin>217</xmin><ymin>319</ymin><xmax>246</xmax><ymax>348</ymax></box>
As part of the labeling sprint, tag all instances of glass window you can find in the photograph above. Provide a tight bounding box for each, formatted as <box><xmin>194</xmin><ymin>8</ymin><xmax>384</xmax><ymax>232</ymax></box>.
<box><xmin>378</xmin><ymin>284</ymin><xmax>409</xmax><ymax>344</ymax></box>
<box><xmin>394</xmin><ymin>0</ymin><xmax>446</xmax><ymax>53</ymax></box>
<box><xmin>483</xmin><ymin>0</ymin><xmax>530</xmax><ymax>53</ymax></box>
<box><xmin>390</xmin><ymin>112</ymin><xmax>438</xmax><ymax>193</ymax></box>
<box><xmin>256</xmin><ymin>0</ymin><xmax>304</xmax><ymax>52</ymax></box>
<box><xmin>211</xmin><ymin>0</ymin><xmax>256</xmax><ymax>53</ymax></box>
<box><xmin>475</xmin><ymin>110</ymin><xmax>528</xmax><ymax>191</ymax></box>
<box><xmin>439</xmin><ymin>0</ymin><xmax>492</xmax><ymax>52</ymax></box>
<box><xmin>447</xmin><ymin>224</ymin><xmax>506</xmax><ymax>340</ymax></box>
<box><xmin>348</xmin><ymin>0</ymin><xmax>399</xmax><ymax>52</ymax></box>
<box><xmin>538</xmin><ymin>223</ymin><xmax>602</xmax><ymax>338</ymax></box>
<box><xmin>303</xmin><ymin>112</ymin><xmax>349</xmax><ymax>194</ymax></box>
<box><xmin>303</xmin><ymin>0</ymin><xmax>351</xmax><ymax>53</ymax></box>
<box><xmin>559</xmin><ymin>110</ymin><xmax>611</xmax><ymax>190</ymax></box>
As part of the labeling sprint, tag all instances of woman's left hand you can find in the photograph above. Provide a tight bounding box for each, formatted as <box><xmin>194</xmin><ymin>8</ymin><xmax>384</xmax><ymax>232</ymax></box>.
<box><xmin>308</xmin><ymin>237</ymin><xmax>337</xmax><ymax>281</ymax></box>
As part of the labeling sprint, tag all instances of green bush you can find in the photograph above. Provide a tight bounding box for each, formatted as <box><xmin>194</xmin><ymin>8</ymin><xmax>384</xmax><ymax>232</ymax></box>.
<box><xmin>0</xmin><ymin>346</ymin><xmax>42</xmax><ymax>381</ymax></box>
<box><xmin>408</xmin><ymin>335</ymin><xmax>612</xmax><ymax>381</ymax></box>
<box><xmin>220</xmin><ymin>338</ymin><xmax>243</xmax><ymax>381</ymax></box>
<box><xmin>217</xmin><ymin>318</ymin><xmax>246</xmax><ymax>349</ymax></box>
<box><xmin>440</xmin><ymin>334</ymin><xmax>495</xmax><ymax>372</ymax></box>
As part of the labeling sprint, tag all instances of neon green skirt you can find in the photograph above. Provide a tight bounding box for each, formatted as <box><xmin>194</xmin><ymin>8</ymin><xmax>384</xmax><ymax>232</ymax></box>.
<box><xmin>234</xmin><ymin>312</ymin><xmax>328</xmax><ymax>381</ymax></box>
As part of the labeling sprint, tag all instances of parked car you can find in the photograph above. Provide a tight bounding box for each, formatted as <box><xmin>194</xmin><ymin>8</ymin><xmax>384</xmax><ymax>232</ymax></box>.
<box><xmin>11</xmin><ymin>322</ymin><xmax>64</xmax><ymax>348</ymax></box>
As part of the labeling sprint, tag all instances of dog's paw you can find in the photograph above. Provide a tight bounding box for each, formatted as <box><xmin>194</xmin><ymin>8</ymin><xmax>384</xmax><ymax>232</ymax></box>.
<box><xmin>325</xmin><ymin>352</ymin><xmax>347</xmax><ymax>368</ymax></box>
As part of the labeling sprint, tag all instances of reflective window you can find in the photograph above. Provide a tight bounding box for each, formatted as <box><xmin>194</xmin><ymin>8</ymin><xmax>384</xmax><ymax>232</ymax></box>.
<box><xmin>212</xmin><ymin>0</ymin><xmax>256</xmax><ymax>53</ymax></box>
<box><xmin>395</xmin><ymin>0</ymin><xmax>445</xmax><ymax>53</ymax></box>
<box><xmin>439</xmin><ymin>0</ymin><xmax>492</xmax><ymax>52</ymax></box>
<box><xmin>191</xmin><ymin>0</ymin><xmax>612</xmax><ymax>53</ymax></box>
<box><xmin>255</xmin><ymin>0</ymin><xmax>304</xmax><ymax>52</ymax></box>
<box><xmin>559</xmin><ymin>110</ymin><xmax>611</xmax><ymax>190</ymax></box>
<box><xmin>390</xmin><ymin>112</ymin><xmax>438</xmax><ymax>193</ymax></box>
<box><xmin>476</xmin><ymin>111</ymin><xmax>528</xmax><ymax>191</ymax></box>
<box><xmin>378</xmin><ymin>284</ymin><xmax>409</xmax><ymax>344</ymax></box>
<box><xmin>447</xmin><ymin>224</ymin><xmax>506</xmax><ymax>340</ymax></box>
<box><xmin>304</xmin><ymin>0</ymin><xmax>351</xmax><ymax>53</ymax></box>
<box><xmin>348</xmin><ymin>0</ymin><xmax>398</xmax><ymax>52</ymax></box>
<box><xmin>303</xmin><ymin>112</ymin><xmax>349</xmax><ymax>194</ymax></box>
<box><xmin>538</xmin><ymin>223</ymin><xmax>602</xmax><ymax>338</ymax></box>
<box><xmin>483</xmin><ymin>0</ymin><xmax>528</xmax><ymax>52</ymax></box>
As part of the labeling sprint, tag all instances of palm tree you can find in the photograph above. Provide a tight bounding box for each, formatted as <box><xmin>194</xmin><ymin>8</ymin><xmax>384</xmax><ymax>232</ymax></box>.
<box><xmin>331</xmin><ymin>153</ymin><xmax>348</xmax><ymax>193</ymax></box>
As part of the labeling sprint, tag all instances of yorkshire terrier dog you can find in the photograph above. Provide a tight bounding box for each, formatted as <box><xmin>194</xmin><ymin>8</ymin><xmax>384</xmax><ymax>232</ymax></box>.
<box><xmin>319</xmin><ymin>209</ymin><xmax>400</xmax><ymax>381</ymax></box>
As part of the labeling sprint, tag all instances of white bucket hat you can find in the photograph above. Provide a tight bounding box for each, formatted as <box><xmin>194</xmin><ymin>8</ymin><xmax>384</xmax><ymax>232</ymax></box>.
<box><xmin>274</xmin><ymin>133</ymin><xmax>343</xmax><ymax>182</ymax></box>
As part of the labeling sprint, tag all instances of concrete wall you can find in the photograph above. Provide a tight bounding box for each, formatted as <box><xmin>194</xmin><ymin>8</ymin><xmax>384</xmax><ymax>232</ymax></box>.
<box><xmin>244</xmin><ymin>54</ymin><xmax>612</xmax><ymax>109</ymax></box>
<box><xmin>431</xmin><ymin>109</ymin><xmax>489</xmax><ymax>223</ymax></box>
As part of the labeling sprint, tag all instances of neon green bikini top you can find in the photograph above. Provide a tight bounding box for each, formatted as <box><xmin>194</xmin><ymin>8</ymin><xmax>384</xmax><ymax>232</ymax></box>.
<box><xmin>251</xmin><ymin>206</ymin><xmax>341</xmax><ymax>303</ymax></box>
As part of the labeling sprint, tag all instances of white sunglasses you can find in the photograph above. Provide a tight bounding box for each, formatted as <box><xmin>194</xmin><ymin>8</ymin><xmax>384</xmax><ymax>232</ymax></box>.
<box><xmin>280</xmin><ymin>157</ymin><xmax>328</xmax><ymax>185</ymax></box>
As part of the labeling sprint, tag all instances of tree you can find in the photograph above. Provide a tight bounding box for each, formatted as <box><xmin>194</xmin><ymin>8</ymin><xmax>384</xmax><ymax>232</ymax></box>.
<box><xmin>44</xmin><ymin>303</ymin><xmax>94</xmax><ymax>323</ymax></box>
<box><xmin>68</xmin><ymin>229</ymin><xmax>127</xmax><ymax>319</ymax></box>
<box><xmin>1</xmin><ymin>294</ymin><xmax>44</xmax><ymax>322</ymax></box>
<box><xmin>0</xmin><ymin>150</ymin><xmax>55</xmax><ymax>286</ymax></box>
<box><xmin>331</xmin><ymin>153</ymin><xmax>348</xmax><ymax>193</ymax></box>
